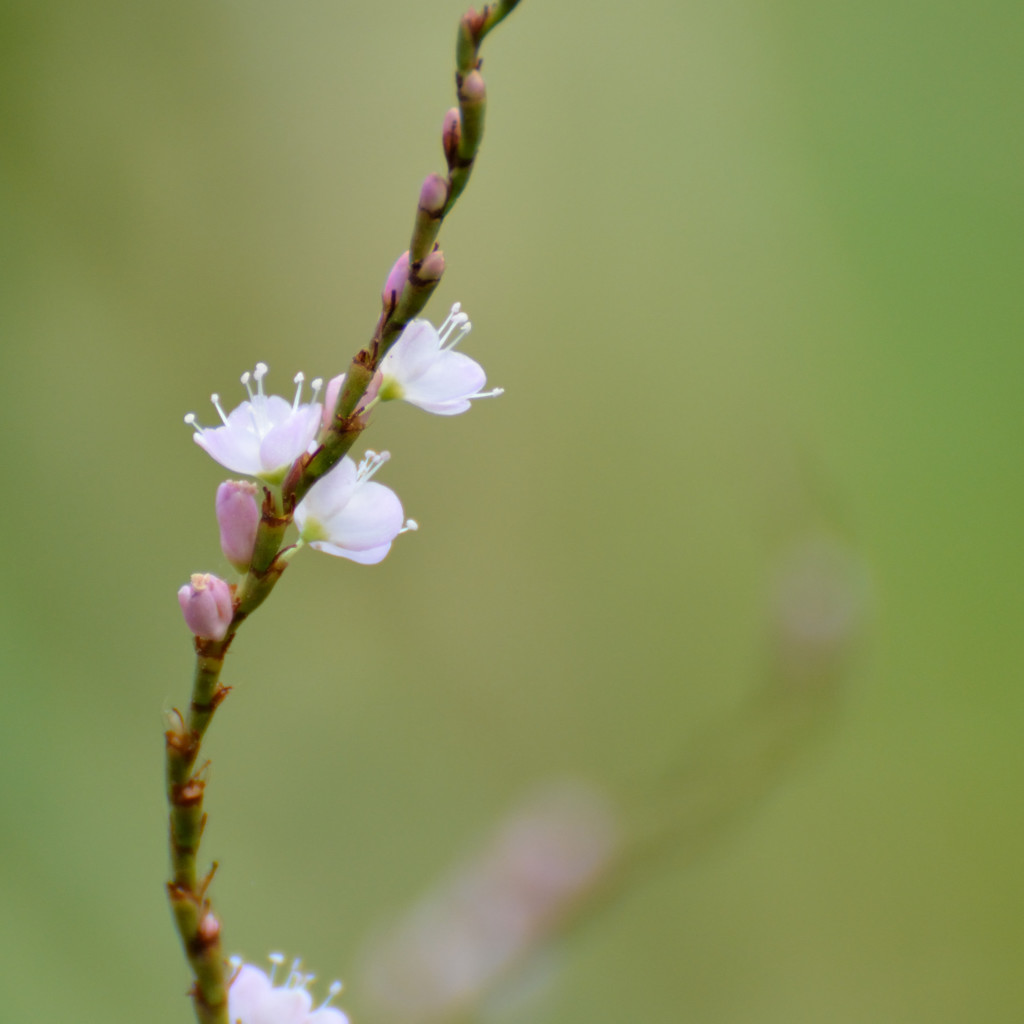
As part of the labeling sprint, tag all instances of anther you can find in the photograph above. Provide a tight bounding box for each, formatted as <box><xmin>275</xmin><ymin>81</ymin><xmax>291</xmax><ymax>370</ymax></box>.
<box><xmin>322</xmin><ymin>980</ymin><xmax>344</xmax><ymax>1008</ymax></box>
<box><xmin>268</xmin><ymin>952</ymin><xmax>285</xmax><ymax>984</ymax></box>
<box><xmin>210</xmin><ymin>393</ymin><xmax>230</xmax><ymax>425</ymax></box>
<box><xmin>357</xmin><ymin>449</ymin><xmax>391</xmax><ymax>481</ymax></box>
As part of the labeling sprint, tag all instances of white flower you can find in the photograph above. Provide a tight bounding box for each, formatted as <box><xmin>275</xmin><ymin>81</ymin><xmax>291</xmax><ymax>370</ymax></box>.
<box><xmin>378</xmin><ymin>303</ymin><xmax>503</xmax><ymax>415</ymax></box>
<box><xmin>294</xmin><ymin>450</ymin><xmax>416</xmax><ymax>564</ymax></box>
<box><xmin>186</xmin><ymin>364</ymin><xmax>323</xmax><ymax>483</ymax></box>
<box><xmin>228</xmin><ymin>954</ymin><xmax>348</xmax><ymax>1024</ymax></box>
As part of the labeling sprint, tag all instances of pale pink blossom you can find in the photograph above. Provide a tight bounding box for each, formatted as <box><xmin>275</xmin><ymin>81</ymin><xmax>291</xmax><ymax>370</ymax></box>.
<box><xmin>228</xmin><ymin>954</ymin><xmax>348</xmax><ymax>1024</ymax></box>
<box><xmin>377</xmin><ymin>304</ymin><xmax>502</xmax><ymax>415</ymax></box>
<box><xmin>185</xmin><ymin>365</ymin><xmax>322</xmax><ymax>483</ymax></box>
<box><xmin>294</xmin><ymin>451</ymin><xmax>415</xmax><ymax>565</ymax></box>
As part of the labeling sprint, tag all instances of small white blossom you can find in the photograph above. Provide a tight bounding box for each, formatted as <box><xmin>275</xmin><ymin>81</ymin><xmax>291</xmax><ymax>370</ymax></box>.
<box><xmin>229</xmin><ymin>954</ymin><xmax>348</xmax><ymax>1024</ymax></box>
<box><xmin>185</xmin><ymin>364</ymin><xmax>323</xmax><ymax>483</ymax></box>
<box><xmin>294</xmin><ymin>450</ymin><xmax>416</xmax><ymax>564</ymax></box>
<box><xmin>378</xmin><ymin>303</ymin><xmax>503</xmax><ymax>415</ymax></box>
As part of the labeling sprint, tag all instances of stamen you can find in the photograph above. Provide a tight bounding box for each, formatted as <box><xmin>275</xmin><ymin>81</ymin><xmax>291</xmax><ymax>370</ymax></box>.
<box><xmin>210</xmin><ymin>393</ymin><xmax>230</xmax><ymax>425</ymax></box>
<box><xmin>438</xmin><ymin>302</ymin><xmax>471</xmax><ymax>344</ymax></box>
<box><xmin>292</xmin><ymin>371</ymin><xmax>305</xmax><ymax>411</ymax></box>
<box><xmin>473</xmin><ymin>387</ymin><xmax>504</xmax><ymax>400</ymax></box>
<box><xmin>285</xmin><ymin>958</ymin><xmax>303</xmax><ymax>988</ymax></box>
<box><xmin>253</xmin><ymin>362</ymin><xmax>269</xmax><ymax>387</ymax></box>
<box><xmin>310</xmin><ymin>377</ymin><xmax>323</xmax><ymax>402</ymax></box>
<box><xmin>357</xmin><ymin>449</ymin><xmax>391</xmax><ymax>481</ymax></box>
<box><xmin>267</xmin><ymin>952</ymin><xmax>285</xmax><ymax>984</ymax></box>
<box><xmin>184</xmin><ymin>413</ymin><xmax>202</xmax><ymax>433</ymax></box>
<box><xmin>400</xmin><ymin>519</ymin><xmax>419</xmax><ymax>534</ymax></box>
<box><xmin>440</xmin><ymin>314</ymin><xmax>472</xmax><ymax>351</ymax></box>
<box><xmin>241</xmin><ymin>371</ymin><xmax>255</xmax><ymax>402</ymax></box>
<box><xmin>321</xmin><ymin>980</ymin><xmax>344</xmax><ymax>1008</ymax></box>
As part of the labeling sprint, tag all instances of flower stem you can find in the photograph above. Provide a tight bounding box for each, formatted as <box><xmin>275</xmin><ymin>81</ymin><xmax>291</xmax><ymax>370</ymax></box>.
<box><xmin>166</xmin><ymin>635</ymin><xmax>233</xmax><ymax>1023</ymax></box>
<box><xmin>165</xmin><ymin>5</ymin><xmax>525</xmax><ymax>1019</ymax></box>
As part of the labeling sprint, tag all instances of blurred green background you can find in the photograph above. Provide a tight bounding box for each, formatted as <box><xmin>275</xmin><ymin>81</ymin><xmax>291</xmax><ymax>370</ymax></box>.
<box><xmin>1</xmin><ymin>0</ymin><xmax>1021</xmax><ymax>1021</ymax></box>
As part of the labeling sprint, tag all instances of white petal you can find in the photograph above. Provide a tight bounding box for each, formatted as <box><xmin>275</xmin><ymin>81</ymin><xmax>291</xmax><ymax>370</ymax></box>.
<box><xmin>383</xmin><ymin>320</ymin><xmax>442</xmax><ymax>382</ymax></box>
<box><xmin>228</xmin><ymin>965</ymin><xmax>274</xmax><ymax>1020</ymax></box>
<box><xmin>296</xmin><ymin>458</ymin><xmax>359</xmax><ymax>531</ymax></box>
<box><xmin>318</xmin><ymin>480</ymin><xmax>404</xmax><ymax>552</ymax></box>
<box><xmin>401</xmin><ymin>350</ymin><xmax>486</xmax><ymax>414</ymax></box>
<box><xmin>257</xmin><ymin>404</ymin><xmax>321</xmax><ymax>474</ymax></box>
<box><xmin>309</xmin><ymin>539</ymin><xmax>394</xmax><ymax>564</ymax></box>
<box><xmin>193</xmin><ymin>427</ymin><xmax>262</xmax><ymax>476</ymax></box>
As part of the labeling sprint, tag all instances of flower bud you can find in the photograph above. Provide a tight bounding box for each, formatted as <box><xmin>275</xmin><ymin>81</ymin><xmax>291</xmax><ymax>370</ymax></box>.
<box><xmin>382</xmin><ymin>251</ymin><xmax>411</xmax><ymax>308</ymax></box>
<box><xmin>442</xmin><ymin>107</ymin><xmax>461</xmax><ymax>168</ymax></box>
<box><xmin>418</xmin><ymin>172</ymin><xmax>448</xmax><ymax>217</ymax></box>
<box><xmin>456</xmin><ymin>70</ymin><xmax>486</xmax><ymax>157</ymax></box>
<box><xmin>410</xmin><ymin>173</ymin><xmax>450</xmax><ymax>266</ymax></box>
<box><xmin>177</xmin><ymin>573</ymin><xmax>234</xmax><ymax>641</ymax></box>
<box><xmin>414</xmin><ymin>247</ymin><xmax>445</xmax><ymax>284</ymax></box>
<box><xmin>216</xmin><ymin>480</ymin><xmax>260</xmax><ymax>571</ymax></box>
<box><xmin>321</xmin><ymin>371</ymin><xmax>383</xmax><ymax>430</ymax></box>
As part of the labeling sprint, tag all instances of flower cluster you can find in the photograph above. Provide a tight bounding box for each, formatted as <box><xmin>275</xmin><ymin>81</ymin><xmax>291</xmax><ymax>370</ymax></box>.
<box><xmin>177</xmin><ymin>306</ymin><xmax>497</xmax><ymax>632</ymax></box>
<box><xmin>229</xmin><ymin>954</ymin><xmax>348</xmax><ymax>1024</ymax></box>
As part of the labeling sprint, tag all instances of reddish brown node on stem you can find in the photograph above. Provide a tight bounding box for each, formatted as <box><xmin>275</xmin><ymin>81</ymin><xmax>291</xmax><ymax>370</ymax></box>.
<box><xmin>165</xmin><ymin>720</ymin><xmax>198</xmax><ymax>758</ymax></box>
<box><xmin>194</xmin><ymin>634</ymin><xmax>233</xmax><ymax>659</ymax></box>
<box><xmin>192</xmin><ymin>683</ymin><xmax>232</xmax><ymax>716</ymax></box>
<box><xmin>172</xmin><ymin>777</ymin><xmax>206</xmax><ymax>807</ymax></box>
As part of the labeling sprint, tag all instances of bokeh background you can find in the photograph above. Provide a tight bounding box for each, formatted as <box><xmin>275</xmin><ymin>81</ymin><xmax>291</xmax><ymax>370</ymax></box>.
<box><xmin>1</xmin><ymin>1</ymin><xmax>1021</xmax><ymax>1021</ymax></box>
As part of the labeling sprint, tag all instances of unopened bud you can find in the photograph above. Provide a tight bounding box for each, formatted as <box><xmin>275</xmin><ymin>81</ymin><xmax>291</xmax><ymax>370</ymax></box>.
<box><xmin>215</xmin><ymin>480</ymin><xmax>259</xmax><ymax>572</ymax></box>
<box><xmin>442</xmin><ymin>107</ymin><xmax>461</xmax><ymax>168</ymax></box>
<box><xmin>414</xmin><ymin>248</ymin><xmax>445</xmax><ymax>284</ymax></box>
<box><xmin>419</xmin><ymin>172</ymin><xmax>448</xmax><ymax>217</ymax></box>
<box><xmin>177</xmin><ymin>573</ymin><xmax>233</xmax><ymax>641</ymax></box>
<box><xmin>456</xmin><ymin>70</ymin><xmax>486</xmax><ymax>159</ymax></box>
<box><xmin>321</xmin><ymin>370</ymin><xmax>382</xmax><ymax>429</ymax></box>
<box><xmin>197</xmin><ymin>912</ymin><xmax>221</xmax><ymax>944</ymax></box>
<box><xmin>410</xmin><ymin>174</ymin><xmax>450</xmax><ymax>266</ymax></box>
<box><xmin>382</xmin><ymin>251</ymin><xmax>411</xmax><ymax>308</ymax></box>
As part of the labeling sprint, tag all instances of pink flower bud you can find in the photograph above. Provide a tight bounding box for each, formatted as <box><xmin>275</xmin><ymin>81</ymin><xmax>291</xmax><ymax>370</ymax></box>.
<box><xmin>320</xmin><ymin>371</ymin><xmax>383</xmax><ymax>430</ymax></box>
<box><xmin>382</xmin><ymin>251</ymin><xmax>411</xmax><ymax>307</ymax></box>
<box><xmin>418</xmin><ymin>172</ymin><xmax>448</xmax><ymax>217</ymax></box>
<box><xmin>442</xmin><ymin>107</ymin><xmax>461</xmax><ymax>164</ymax></box>
<box><xmin>215</xmin><ymin>480</ymin><xmax>260</xmax><ymax>571</ymax></box>
<box><xmin>460</xmin><ymin>69</ymin><xmax>486</xmax><ymax>104</ymax></box>
<box><xmin>177</xmin><ymin>573</ymin><xmax>234</xmax><ymax>641</ymax></box>
<box><xmin>416</xmin><ymin>248</ymin><xmax>445</xmax><ymax>283</ymax></box>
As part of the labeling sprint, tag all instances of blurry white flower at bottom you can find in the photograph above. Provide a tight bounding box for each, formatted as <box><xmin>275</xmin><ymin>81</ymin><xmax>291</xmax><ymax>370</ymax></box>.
<box><xmin>228</xmin><ymin>954</ymin><xmax>348</xmax><ymax>1024</ymax></box>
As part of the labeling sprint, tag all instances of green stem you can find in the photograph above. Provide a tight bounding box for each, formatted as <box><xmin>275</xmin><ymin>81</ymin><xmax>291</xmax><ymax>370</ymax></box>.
<box><xmin>165</xmin><ymin>5</ymin><xmax>525</xmax><ymax>1019</ymax></box>
<box><xmin>166</xmin><ymin>635</ymin><xmax>233</xmax><ymax>1024</ymax></box>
